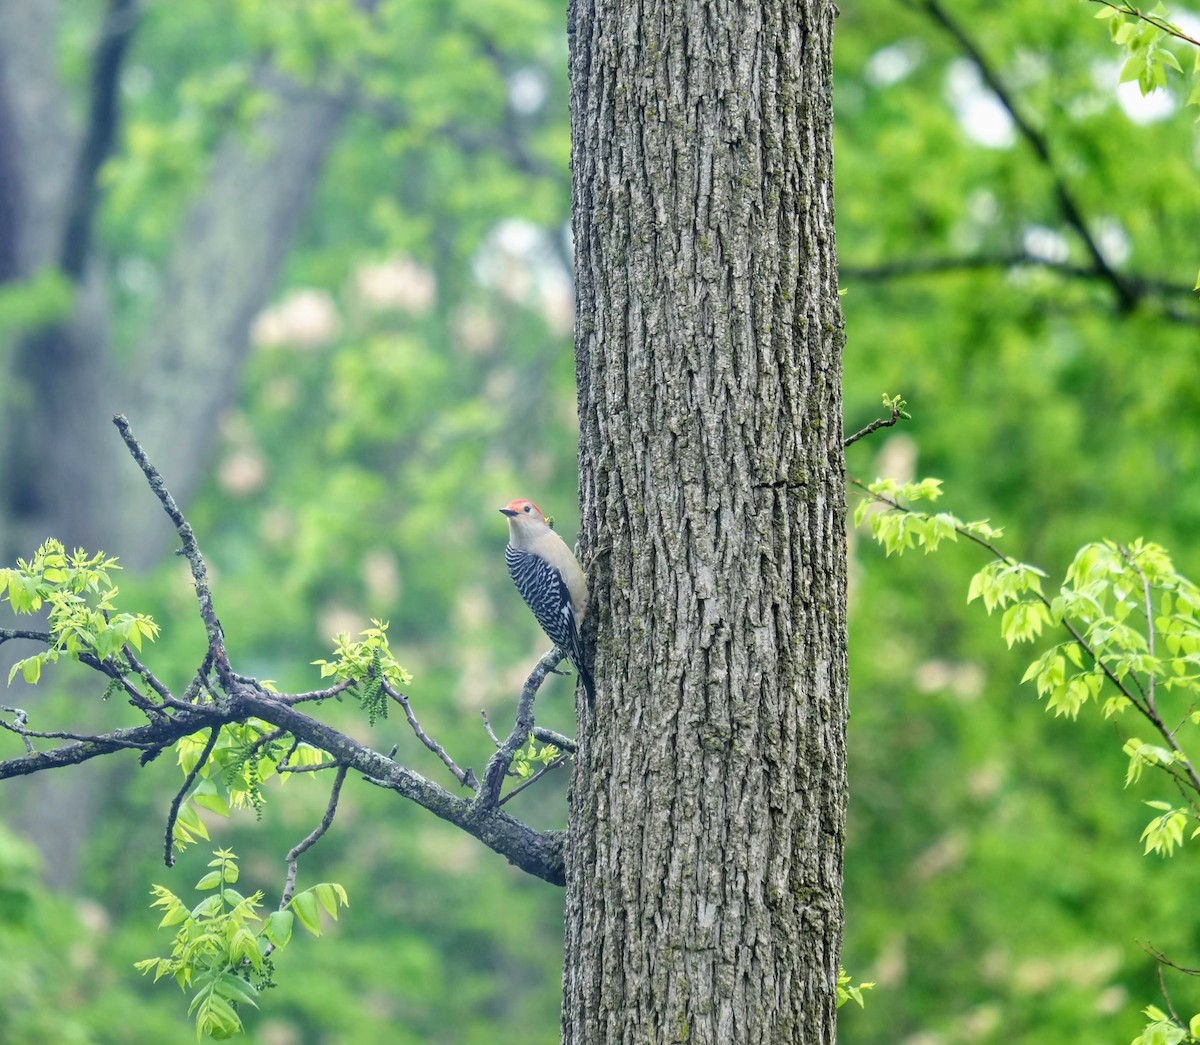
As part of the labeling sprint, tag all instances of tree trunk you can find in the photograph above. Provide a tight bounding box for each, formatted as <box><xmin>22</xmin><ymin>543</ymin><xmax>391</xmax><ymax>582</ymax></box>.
<box><xmin>564</xmin><ymin>0</ymin><xmax>847</xmax><ymax>1041</ymax></box>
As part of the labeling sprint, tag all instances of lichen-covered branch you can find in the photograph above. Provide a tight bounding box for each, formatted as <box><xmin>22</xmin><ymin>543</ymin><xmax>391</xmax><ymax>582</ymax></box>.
<box><xmin>0</xmin><ymin>419</ymin><xmax>568</xmax><ymax>886</ymax></box>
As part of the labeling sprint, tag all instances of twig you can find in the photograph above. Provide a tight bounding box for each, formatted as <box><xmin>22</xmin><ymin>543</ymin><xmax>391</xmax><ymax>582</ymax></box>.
<box><xmin>0</xmin><ymin>706</ymin><xmax>34</xmax><ymax>753</ymax></box>
<box><xmin>480</xmin><ymin>709</ymin><xmax>502</xmax><ymax>746</ymax></box>
<box><xmin>182</xmin><ymin>650</ymin><xmax>216</xmax><ymax>704</ymax></box>
<box><xmin>499</xmin><ymin>754</ymin><xmax>569</xmax><ymax>807</ymax></box>
<box><xmin>0</xmin><ymin>719</ymin><xmax>156</xmax><ymax>747</ymax></box>
<box><xmin>1090</xmin><ymin>0</ymin><xmax>1200</xmax><ymax>48</ymax></box>
<box><xmin>244</xmin><ymin>726</ymin><xmax>288</xmax><ymax>763</ymax></box>
<box><xmin>281</xmin><ymin>679</ymin><xmax>356</xmax><ymax>704</ymax></box>
<box><xmin>533</xmin><ymin>726</ymin><xmax>577</xmax><ymax>753</ymax></box>
<box><xmin>1141</xmin><ymin>940</ymin><xmax>1200</xmax><ymax>978</ymax></box>
<box><xmin>474</xmin><ymin>647</ymin><xmax>563</xmax><ymax>810</ymax></box>
<box><xmin>163</xmin><ymin>725</ymin><xmax>220</xmax><ymax>868</ymax></box>
<box><xmin>262</xmin><ymin>763</ymin><xmax>349</xmax><ymax>958</ymax></box>
<box><xmin>113</xmin><ymin>414</ymin><xmax>230</xmax><ymax>681</ymax></box>
<box><xmin>845</xmin><ymin>404</ymin><xmax>905</xmax><ymax>449</ymax></box>
<box><xmin>123</xmin><ymin>646</ymin><xmax>175</xmax><ymax>705</ymax></box>
<box><xmin>280</xmin><ymin>763</ymin><xmax>348</xmax><ymax>909</ymax></box>
<box><xmin>383</xmin><ymin>681</ymin><xmax>476</xmax><ymax>790</ymax></box>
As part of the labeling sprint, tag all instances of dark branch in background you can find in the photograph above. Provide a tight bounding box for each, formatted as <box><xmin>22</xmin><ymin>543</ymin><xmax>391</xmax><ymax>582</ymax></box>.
<box><xmin>910</xmin><ymin>0</ymin><xmax>1139</xmax><ymax>312</ymax></box>
<box><xmin>60</xmin><ymin>0</ymin><xmax>140</xmax><ymax>279</ymax></box>
<box><xmin>163</xmin><ymin>724</ymin><xmax>220</xmax><ymax>867</ymax></box>
<box><xmin>840</xmin><ymin>252</ymin><xmax>1198</xmax><ymax>311</ymax></box>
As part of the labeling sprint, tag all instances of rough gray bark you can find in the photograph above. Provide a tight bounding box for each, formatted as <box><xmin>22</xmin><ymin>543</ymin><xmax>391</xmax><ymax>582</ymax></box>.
<box><xmin>564</xmin><ymin>0</ymin><xmax>847</xmax><ymax>1041</ymax></box>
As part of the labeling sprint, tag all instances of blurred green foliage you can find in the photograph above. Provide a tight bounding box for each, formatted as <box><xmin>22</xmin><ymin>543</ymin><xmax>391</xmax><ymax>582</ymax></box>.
<box><xmin>2</xmin><ymin>0</ymin><xmax>1199</xmax><ymax>1041</ymax></box>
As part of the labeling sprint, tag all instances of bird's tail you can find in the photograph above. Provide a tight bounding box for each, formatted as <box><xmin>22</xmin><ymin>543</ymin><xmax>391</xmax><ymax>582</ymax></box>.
<box><xmin>577</xmin><ymin>658</ymin><xmax>595</xmax><ymax>705</ymax></box>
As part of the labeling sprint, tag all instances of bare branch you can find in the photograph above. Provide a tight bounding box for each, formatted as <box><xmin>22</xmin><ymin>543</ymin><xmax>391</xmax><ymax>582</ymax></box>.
<box><xmin>845</xmin><ymin>402</ymin><xmax>906</xmax><ymax>449</ymax></box>
<box><xmin>123</xmin><ymin>646</ymin><xmax>176</xmax><ymax>706</ymax></box>
<box><xmin>481</xmin><ymin>708</ymin><xmax>502</xmax><ymax>746</ymax></box>
<box><xmin>475</xmin><ymin>647</ymin><xmax>564</xmax><ymax>811</ymax></box>
<box><xmin>163</xmin><ymin>724</ymin><xmax>220</xmax><ymax>868</ymax></box>
<box><xmin>0</xmin><ymin>706</ymin><xmax>33</xmax><ymax>753</ymax></box>
<box><xmin>0</xmin><ymin>718</ymin><xmax>156</xmax><ymax>748</ymax></box>
<box><xmin>112</xmin><ymin>414</ymin><xmax>229</xmax><ymax>679</ymax></box>
<box><xmin>1141</xmin><ymin>939</ymin><xmax>1200</xmax><ymax>978</ymax></box>
<box><xmin>383</xmin><ymin>681</ymin><xmax>476</xmax><ymax>790</ymax></box>
<box><xmin>533</xmin><ymin>726</ymin><xmax>577</xmax><ymax>753</ymax></box>
<box><xmin>280</xmin><ymin>679</ymin><xmax>356</xmax><ymax>704</ymax></box>
<box><xmin>280</xmin><ymin>764</ymin><xmax>348</xmax><ymax>908</ymax></box>
<box><xmin>277</xmin><ymin>761</ymin><xmax>342</xmax><ymax>773</ymax></box>
<box><xmin>0</xmin><ymin>628</ymin><xmax>53</xmax><ymax>646</ymax></box>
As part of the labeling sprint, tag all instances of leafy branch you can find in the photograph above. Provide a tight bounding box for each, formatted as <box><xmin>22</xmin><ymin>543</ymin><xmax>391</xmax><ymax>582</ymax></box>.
<box><xmin>854</xmin><ymin>475</ymin><xmax>1200</xmax><ymax>1043</ymax></box>
<box><xmin>136</xmin><ymin>848</ymin><xmax>348</xmax><ymax>1040</ymax></box>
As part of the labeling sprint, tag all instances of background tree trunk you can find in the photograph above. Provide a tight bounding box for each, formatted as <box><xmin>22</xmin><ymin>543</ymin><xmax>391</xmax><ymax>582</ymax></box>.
<box><xmin>564</xmin><ymin>0</ymin><xmax>847</xmax><ymax>1041</ymax></box>
<box><xmin>0</xmin><ymin>1</ymin><xmax>349</xmax><ymax>888</ymax></box>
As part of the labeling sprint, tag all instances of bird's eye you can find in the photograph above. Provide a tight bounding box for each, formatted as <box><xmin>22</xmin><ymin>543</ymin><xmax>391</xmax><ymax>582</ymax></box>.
<box><xmin>523</xmin><ymin>505</ymin><xmax>531</xmax><ymax>513</ymax></box>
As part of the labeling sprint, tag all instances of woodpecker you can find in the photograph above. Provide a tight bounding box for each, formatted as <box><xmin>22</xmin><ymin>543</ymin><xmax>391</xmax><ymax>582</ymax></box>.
<box><xmin>499</xmin><ymin>498</ymin><xmax>594</xmax><ymax>703</ymax></box>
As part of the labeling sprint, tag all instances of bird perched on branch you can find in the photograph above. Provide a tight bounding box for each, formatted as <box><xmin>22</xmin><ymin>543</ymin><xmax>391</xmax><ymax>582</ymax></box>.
<box><xmin>499</xmin><ymin>498</ymin><xmax>594</xmax><ymax>703</ymax></box>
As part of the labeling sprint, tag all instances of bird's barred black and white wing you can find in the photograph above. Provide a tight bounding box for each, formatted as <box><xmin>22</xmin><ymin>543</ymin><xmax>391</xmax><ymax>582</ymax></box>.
<box><xmin>505</xmin><ymin>545</ymin><xmax>594</xmax><ymax>702</ymax></box>
<box><xmin>506</xmin><ymin>545</ymin><xmax>575</xmax><ymax>649</ymax></box>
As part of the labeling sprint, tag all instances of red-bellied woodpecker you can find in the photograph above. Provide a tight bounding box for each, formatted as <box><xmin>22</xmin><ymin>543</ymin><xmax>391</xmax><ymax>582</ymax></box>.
<box><xmin>499</xmin><ymin>498</ymin><xmax>594</xmax><ymax>703</ymax></box>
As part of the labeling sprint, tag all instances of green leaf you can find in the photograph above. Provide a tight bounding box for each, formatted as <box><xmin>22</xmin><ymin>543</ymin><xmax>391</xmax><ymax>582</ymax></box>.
<box><xmin>264</xmin><ymin>909</ymin><xmax>294</xmax><ymax>949</ymax></box>
<box><xmin>215</xmin><ymin>971</ymin><xmax>259</xmax><ymax>1008</ymax></box>
<box><xmin>19</xmin><ymin>656</ymin><xmax>42</xmax><ymax>685</ymax></box>
<box><xmin>290</xmin><ymin>889</ymin><xmax>323</xmax><ymax>936</ymax></box>
<box><xmin>313</xmin><ymin>881</ymin><xmax>347</xmax><ymax>918</ymax></box>
<box><xmin>191</xmin><ymin>778</ymin><xmax>231</xmax><ymax>818</ymax></box>
<box><xmin>194</xmin><ymin>870</ymin><xmax>224</xmax><ymax>891</ymax></box>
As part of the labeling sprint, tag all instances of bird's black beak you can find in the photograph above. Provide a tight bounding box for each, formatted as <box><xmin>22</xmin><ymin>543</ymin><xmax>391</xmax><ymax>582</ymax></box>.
<box><xmin>499</xmin><ymin>508</ymin><xmax>517</xmax><ymax>517</ymax></box>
